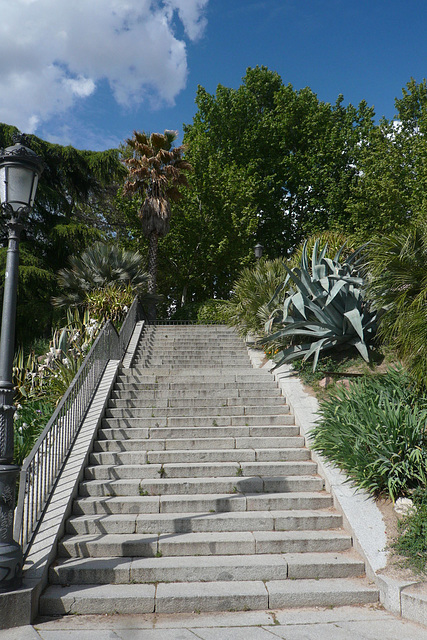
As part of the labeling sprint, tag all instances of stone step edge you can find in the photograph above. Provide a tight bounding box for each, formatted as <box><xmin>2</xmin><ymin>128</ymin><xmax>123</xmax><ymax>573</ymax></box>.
<box><xmin>39</xmin><ymin>578</ymin><xmax>379</xmax><ymax>615</ymax></box>
<box><xmin>49</xmin><ymin>551</ymin><xmax>366</xmax><ymax>584</ymax></box>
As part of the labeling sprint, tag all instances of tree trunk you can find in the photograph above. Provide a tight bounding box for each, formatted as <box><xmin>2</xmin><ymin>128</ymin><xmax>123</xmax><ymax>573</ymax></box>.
<box><xmin>147</xmin><ymin>232</ymin><xmax>158</xmax><ymax>322</ymax></box>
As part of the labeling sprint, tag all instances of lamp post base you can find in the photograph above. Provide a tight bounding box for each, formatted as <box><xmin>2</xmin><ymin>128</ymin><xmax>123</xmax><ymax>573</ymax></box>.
<box><xmin>0</xmin><ymin>541</ymin><xmax>22</xmax><ymax>592</ymax></box>
<box><xmin>0</xmin><ymin>465</ymin><xmax>22</xmax><ymax>592</ymax></box>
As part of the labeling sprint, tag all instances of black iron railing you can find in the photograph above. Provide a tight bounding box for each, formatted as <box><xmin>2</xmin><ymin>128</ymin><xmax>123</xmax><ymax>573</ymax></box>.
<box><xmin>13</xmin><ymin>298</ymin><xmax>144</xmax><ymax>557</ymax></box>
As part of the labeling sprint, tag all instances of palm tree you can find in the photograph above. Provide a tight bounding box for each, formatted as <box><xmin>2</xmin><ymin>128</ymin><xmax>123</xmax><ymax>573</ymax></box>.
<box><xmin>122</xmin><ymin>130</ymin><xmax>192</xmax><ymax>299</ymax></box>
<box><xmin>53</xmin><ymin>241</ymin><xmax>156</xmax><ymax>313</ymax></box>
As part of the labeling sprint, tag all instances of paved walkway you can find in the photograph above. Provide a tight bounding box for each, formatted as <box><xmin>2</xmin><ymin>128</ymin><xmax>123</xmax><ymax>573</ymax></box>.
<box><xmin>2</xmin><ymin>606</ymin><xmax>427</xmax><ymax>639</ymax></box>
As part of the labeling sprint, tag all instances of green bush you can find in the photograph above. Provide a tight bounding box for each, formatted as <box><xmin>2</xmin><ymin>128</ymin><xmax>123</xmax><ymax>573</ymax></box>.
<box><xmin>365</xmin><ymin>223</ymin><xmax>427</xmax><ymax>389</ymax></box>
<box><xmin>196</xmin><ymin>299</ymin><xmax>228</xmax><ymax>324</ymax></box>
<box><xmin>310</xmin><ymin>367</ymin><xmax>427</xmax><ymax>500</ymax></box>
<box><xmin>224</xmin><ymin>258</ymin><xmax>289</xmax><ymax>338</ymax></box>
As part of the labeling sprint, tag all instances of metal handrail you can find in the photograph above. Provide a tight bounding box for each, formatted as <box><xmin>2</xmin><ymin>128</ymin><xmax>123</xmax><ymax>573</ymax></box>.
<box><xmin>13</xmin><ymin>298</ymin><xmax>144</xmax><ymax>557</ymax></box>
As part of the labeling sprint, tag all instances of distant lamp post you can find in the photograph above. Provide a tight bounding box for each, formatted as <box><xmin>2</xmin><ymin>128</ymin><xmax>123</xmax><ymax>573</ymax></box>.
<box><xmin>254</xmin><ymin>243</ymin><xmax>264</xmax><ymax>260</ymax></box>
<box><xmin>0</xmin><ymin>134</ymin><xmax>43</xmax><ymax>591</ymax></box>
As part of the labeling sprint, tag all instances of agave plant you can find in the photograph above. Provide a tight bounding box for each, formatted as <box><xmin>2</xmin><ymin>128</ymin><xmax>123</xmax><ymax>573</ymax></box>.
<box><xmin>264</xmin><ymin>240</ymin><xmax>377</xmax><ymax>370</ymax></box>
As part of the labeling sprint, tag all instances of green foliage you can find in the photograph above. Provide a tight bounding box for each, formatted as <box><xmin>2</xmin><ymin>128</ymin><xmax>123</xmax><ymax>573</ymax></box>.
<box><xmin>13</xmin><ymin>347</ymin><xmax>43</xmax><ymax>402</ymax></box>
<box><xmin>264</xmin><ymin>240</ymin><xmax>377</xmax><ymax>370</ymax></box>
<box><xmin>196</xmin><ymin>299</ymin><xmax>229</xmax><ymax>325</ymax></box>
<box><xmin>122</xmin><ymin>130</ymin><xmax>192</xmax><ymax>298</ymax></box>
<box><xmin>53</xmin><ymin>241</ymin><xmax>151</xmax><ymax>309</ymax></box>
<box><xmin>346</xmin><ymin>79</ymin><xmax>427</xmax><ymax>241</ymax></box>
<box><xmin>85</xmin><ymin>283</ymin><xmax>136</xmax><ymax>325</ymax></box>
<box><xmin>224</xmin><ymin>258</ymin><xmax>289</xmax><ymax>338</ymax></box>
<box><xmin>145</xmin><ymin>66</ymin><xmax>375</xmax><ymax>311</ymax></box>
<box><xmin>14</xmin><ymin>398</ymin><xmax>56</xmax><ymax>466</ymax></box>
<box><xmin>365</xmin><ymin>222</ymin><xmax>427</xmax><ymax>389</ymax></box>
<box><xmin>288</xmin><ymin>230</ymin><xmax>358</xmax><ymax>269</ymax></box>
<box><xmin>310</xmin><ymin>368</ymin><xmax>427</xmax><ymax>501</ymax></box>
<box><xmin>0</xmin><ymin>124</ymin><xmax>126</xmax><ymax>342</ymax></box>
<box><xmin>393</xmin><ymin>488</ymin><xmax>427</xmax><ymax>574</ymax></box>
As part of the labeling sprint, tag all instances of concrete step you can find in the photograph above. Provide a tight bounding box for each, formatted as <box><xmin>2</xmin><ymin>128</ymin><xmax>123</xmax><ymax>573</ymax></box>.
<box><xmin>123</xmin><ymin>365</ymin><xmax>270</xmax><ymax>374</ymax></box>
<box><xmin>100</xmin><ymin>414</ymin><xmax>296</xmax><ymax>428</ymax></box>
<box><xmin>73</xmin><ymin>491</ymin><xmax>334</xmax><ymax>515</ymax></box>
<box><xmin>111</xmin><ymin>388</ymin><xmax>283</xmax><ymax>400</ymax></box>
<box><xmin>109</xmin><ymin>395</ymin><xmax>285</xmax><ymax>408</ymax></box>
<box><xmin>66</xmin><ymin>509</ymin><xmax>343</xmax><ymax>535</ymax></box>
<box><xmin>49</xmin><ymin>550</ymin><xmax>364</xmax><ymax>585</ymax></box>
<box><xmin>43</xmin><ymin>323</ymin><xmax>374</xmax><ymax>619</ymax></box>
<box><xmin>117</xmin><ymin>369</ymin><xmax>271</xmax><ymax>379</ymax></box>
<box><xmin>84</xmin><ymin>461</ymin><xmax>318</xmax><ymax>481</ymax></box>
<box><xmin>90</xmin><ymin>447</ymin><xmax>310</xmax><ymax>465</ymax></box>
<box><xmin>115</xmin><ymin>381</ymin><xmax>278</xmax><ymax>391</ymax></box>
<box><xmin>58</xmin><ymin>529</ymin><xmax>352</xmax><ymax>558</ymax></box>
<box><xmin>135</xmin><ymin>362</ymin><xmax>252</xmax><ymax>368</ymax></box>
<box><xmin>104</xmin><ymin>405</ymin><xmax>290</xmax><ymax>418</ymax></box>
<box><xmin>39</xmin><ymin>577</ymin><xmax>378</xmax><ymax>615</ymax></box>
<box><xmin>94</xmin><ymin>435</ymin><xmax>306</xmax><ymax>451</ymax></box>
<box><xmin>79</xmin><ymin>475</ymin><xmax>324</xmax><ymax>497</ymax></box>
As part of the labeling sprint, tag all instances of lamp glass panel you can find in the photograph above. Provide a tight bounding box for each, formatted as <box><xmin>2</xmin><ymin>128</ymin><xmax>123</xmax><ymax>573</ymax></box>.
<box><xmin>30</xmin><ymin>174</ymin><xmax>39</xmax><ymax>207</ymax></box>
<box><xmin>0</xmin><ymin>166</ymin><xmax>6</xmax><ymax>205</ymax></box>
<box><xmin>2</xmin><ymin>165</ymin><xmax>35</xmax><ymax>211</ymax></box>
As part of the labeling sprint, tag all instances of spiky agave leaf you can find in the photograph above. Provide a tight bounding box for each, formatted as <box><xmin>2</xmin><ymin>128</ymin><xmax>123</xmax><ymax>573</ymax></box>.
<box><xmin>264</xmin><ymin>239</ymin><xmax>377</xmax><ymax>370</ymax></box>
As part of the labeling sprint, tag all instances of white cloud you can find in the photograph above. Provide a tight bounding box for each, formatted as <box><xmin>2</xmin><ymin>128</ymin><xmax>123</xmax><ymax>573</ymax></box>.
<box><xmin>0</xmin><ymin>0</ymin><xmax>209</xmax><ymax>134</ymax></box>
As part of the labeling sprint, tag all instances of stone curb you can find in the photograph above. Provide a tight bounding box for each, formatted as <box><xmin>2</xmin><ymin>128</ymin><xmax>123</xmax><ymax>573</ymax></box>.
<box><xmin>247</xmin><ymin>347</ymin><xmax>427</xmax><ymax>625</ymax></box>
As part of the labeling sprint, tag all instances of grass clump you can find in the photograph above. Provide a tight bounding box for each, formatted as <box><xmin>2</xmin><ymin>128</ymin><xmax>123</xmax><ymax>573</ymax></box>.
<box><xmin>310</xmin><ymin>367</ymin><xmax>427</xmax><ymax>501</ymax></box>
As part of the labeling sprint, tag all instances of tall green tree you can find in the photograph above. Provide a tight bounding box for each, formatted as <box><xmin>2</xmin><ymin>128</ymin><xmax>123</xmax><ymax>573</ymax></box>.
<box><xmin>346</xmin><ymin>78</ymin><xmax>427</xmax><ymax>240</ymax></box>
<box><xmin>157</xmin><ymin>66</ymin><xmax>375</xmax><ymax>309</ymax></box>
<box><xmin>0</xmin><ymin>124</ymin><xmax>126</xmax><ymax>342</ymax></box>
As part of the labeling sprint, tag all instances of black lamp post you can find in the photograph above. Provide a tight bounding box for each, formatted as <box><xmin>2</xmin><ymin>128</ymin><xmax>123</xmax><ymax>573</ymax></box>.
<box><xmin>254</xmin><ymin>243</ymin><xmax>264</xmax><ymax>260</ymax></box>
<box><xmin>0</xmin><ymin>135</ymin><xmax>43</xmax><ymax>591</ymax></box>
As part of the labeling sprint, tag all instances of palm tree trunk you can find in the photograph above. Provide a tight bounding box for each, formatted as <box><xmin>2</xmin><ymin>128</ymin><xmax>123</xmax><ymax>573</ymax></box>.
<box><xmin>147</xmin><ymin>232</ymin><xmax>158</xmax><ymax>322</ymax></box>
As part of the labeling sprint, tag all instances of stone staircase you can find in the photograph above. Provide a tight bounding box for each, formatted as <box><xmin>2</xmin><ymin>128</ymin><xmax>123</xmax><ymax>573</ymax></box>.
<box><xmin>40</xmin><ymin>324</ymin><xmax>378</xmax><ymax>615</ymax></box>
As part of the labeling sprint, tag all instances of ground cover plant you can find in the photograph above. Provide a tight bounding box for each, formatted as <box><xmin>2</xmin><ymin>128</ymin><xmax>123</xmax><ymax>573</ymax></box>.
<box><xmin>310</xmin><ymin>367</ymin><xmax>427</xmax><ymax>501</ymax></box>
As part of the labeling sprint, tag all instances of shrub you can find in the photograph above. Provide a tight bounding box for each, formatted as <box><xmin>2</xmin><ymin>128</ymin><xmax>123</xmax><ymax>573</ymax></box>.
<box><xmin>365</xmin><ymin>223</ymin><xmax>427</xmax><ymax>389</ymax></box>
<box><xmin>264</xmin><ymin>239</ymin><xmax>377</xmax><ymax>370</ymax></box>
<box><xmin>85</xmin><ymin>283</ymin><xmax>135</xmax><ymax>325</ymax></box>
<box><xmin>224</xmin><ymin>258</ymin><xmax>289</xmax><ymax>338</ymax></box>
<box><xmin>196</xmin><ymin>299</ymin><xmax>228</xmax><ymax>324</ymax></box>
<box><xmin>310</xmin><ymin>367</ymin><xmax>427</xmax><ymax>501</ymax></box>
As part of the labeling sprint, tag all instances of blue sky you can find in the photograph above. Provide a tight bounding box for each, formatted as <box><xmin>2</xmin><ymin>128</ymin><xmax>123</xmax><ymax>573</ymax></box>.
<box><xmin>1</xmin><ymin>0</ymin><xmax>426</xmax><ymax>150</ymax></box>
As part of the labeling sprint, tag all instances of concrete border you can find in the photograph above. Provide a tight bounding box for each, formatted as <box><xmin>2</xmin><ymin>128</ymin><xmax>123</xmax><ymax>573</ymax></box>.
<box><xmin>247</xmin><ymin>347</ymin><xmax>427</xmax><ymax>624</ymax></box>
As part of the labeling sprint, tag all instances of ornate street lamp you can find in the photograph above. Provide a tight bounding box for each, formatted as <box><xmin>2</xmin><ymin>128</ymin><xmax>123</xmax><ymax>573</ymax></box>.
<box><xmin>0</xmin><ymin>134</ymin><xmax>43</xmax><ymax>591</ymax></box>
<box><xmin>254</xmin><ymin>243</ymin><xmax>264</xmax><ymax>260</ymax></box>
